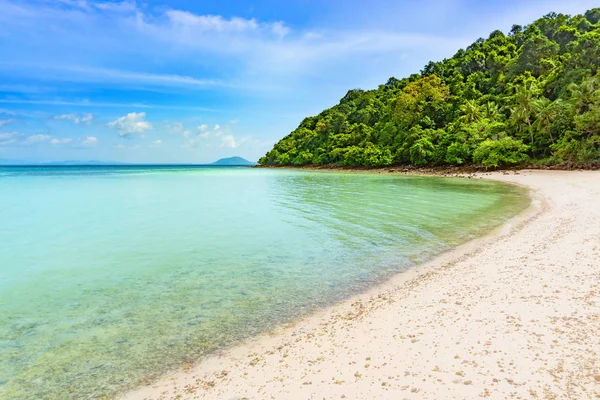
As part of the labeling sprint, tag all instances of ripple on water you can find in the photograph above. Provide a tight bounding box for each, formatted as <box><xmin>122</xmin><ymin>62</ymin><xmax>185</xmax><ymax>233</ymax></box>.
<box><xmin>0</xmin><ymin>166</ymin><xmax>528</xmax><ymax>399</ymax></box>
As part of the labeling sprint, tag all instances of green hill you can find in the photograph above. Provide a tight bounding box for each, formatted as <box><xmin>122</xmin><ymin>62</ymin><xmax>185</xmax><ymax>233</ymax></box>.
<box><xmin>260</xmin><ymin>9</ymin><xmax>600</xmax><ymax>168</ymax></box>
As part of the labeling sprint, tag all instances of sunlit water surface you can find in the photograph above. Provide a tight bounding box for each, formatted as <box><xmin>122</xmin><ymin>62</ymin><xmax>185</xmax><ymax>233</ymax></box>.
<box><xmin>0</xmin><ymin>166</ymin><xmax>528</xmax><ymax>399</ymax></box>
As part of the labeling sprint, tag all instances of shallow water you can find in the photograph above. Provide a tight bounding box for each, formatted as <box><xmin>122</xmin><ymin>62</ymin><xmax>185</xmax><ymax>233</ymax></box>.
<box><xmin>0</xmin><ymin>166</ymin><xmax>528</xmax><ymax>399</ymax></box>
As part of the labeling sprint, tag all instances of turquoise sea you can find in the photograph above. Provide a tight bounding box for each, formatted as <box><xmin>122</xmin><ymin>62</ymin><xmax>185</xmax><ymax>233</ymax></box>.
<box><xmin>0</xmin><ymin>166</ymin><xmax>528</xmax><ymax>399</ymax></box>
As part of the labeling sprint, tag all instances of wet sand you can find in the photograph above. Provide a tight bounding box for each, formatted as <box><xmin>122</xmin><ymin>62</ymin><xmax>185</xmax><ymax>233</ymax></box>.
<box><xmin>124</xmin><ymin>170</ymin><xmax>600</xmax><ymax>400</ymax></box>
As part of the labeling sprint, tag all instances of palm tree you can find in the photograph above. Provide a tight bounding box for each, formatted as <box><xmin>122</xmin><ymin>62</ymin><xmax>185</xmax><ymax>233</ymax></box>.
<box><xmin>509</xmin><ymin>84</ymin><xmax>535</xmax><ymax>150</ymax></box>
<box><xmin>532</xmin><ymin>97</ymin><xmax>560</xmax><ymax>144</ymax></box>
<box><xmin>483</xmin><ymin>101</ymin><xmax>500</xmax><ymax>121</ymax></box>
<box><xmin>459</xmin><ymin>100</ymin><xmax>482</xmax><ymax>124</ymax></box>
<box><xmin>568</xmin><ymin>76</ymin><xmax>600</xmax><ymax>114</ymax></box>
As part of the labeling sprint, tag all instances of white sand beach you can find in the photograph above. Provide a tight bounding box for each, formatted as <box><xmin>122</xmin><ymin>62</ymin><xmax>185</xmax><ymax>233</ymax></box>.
<box><xmin>125</xmin><ymin>170</ymin><xmax>600</xmax><ymax>400</ymax></box>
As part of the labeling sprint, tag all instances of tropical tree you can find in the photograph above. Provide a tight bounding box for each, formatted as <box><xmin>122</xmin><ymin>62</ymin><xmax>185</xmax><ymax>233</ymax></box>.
<box><xmin>259</xmin><ymin>8</ymin><xmax>600</xmax><ymax>168</ymax></box>
<box><xmin>509</xmin><ymin>83</ymin><xmax>538</xmax><ymax>151</ymax></box>
<box><xmin>568</xmin><ymin>75</ymin><xmax>600</xmax><ymax>114</ymax></box>
<box><xmin>532</xmin><ymin>97</ymin><xmax>560</xmax><ymax>143</ymax></box>
<box><xmin>458</xmin><ymin>100</ymin><xmax>482</xmax><ymax>123</ymax></box>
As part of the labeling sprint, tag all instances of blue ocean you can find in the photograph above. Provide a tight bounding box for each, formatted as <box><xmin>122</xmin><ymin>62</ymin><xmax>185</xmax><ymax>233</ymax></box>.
<box><xmin>0</xmin><ymin>166</ymin><xmax>528</xmax><ymax>399</ymax></box>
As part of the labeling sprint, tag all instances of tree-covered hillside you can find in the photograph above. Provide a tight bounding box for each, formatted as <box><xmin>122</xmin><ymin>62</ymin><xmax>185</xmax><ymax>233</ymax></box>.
<box><xmin>260</xmin><ymin>9</ymin><xmax>600</xmax><ymax>168</ymax></box>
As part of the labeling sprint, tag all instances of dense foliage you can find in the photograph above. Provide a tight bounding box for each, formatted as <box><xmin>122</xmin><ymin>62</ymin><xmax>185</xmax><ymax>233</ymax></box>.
<box><xmin>260</xmin><ymin>9</ymin><xmax>600</xmax><ymax>168</ymax></box>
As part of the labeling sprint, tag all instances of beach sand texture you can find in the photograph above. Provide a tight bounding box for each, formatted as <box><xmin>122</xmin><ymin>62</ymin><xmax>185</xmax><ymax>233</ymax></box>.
<box><xmin>125</xmin><ymin>170</ymin><xmax>600</xmax><ymax>400</ymax></box>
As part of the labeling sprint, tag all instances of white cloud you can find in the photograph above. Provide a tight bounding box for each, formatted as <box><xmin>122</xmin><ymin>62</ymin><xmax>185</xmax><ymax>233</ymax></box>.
<box><xmin>182</xmin><ymin>130</ymin><xmax>214</xmax><ymax>148</ymax></box>
<box><xmin>304</xmin><ymin>32</ymin><xmax>322</xmax><ymax>40</ymax></box>
<box><xmin>54</xmin><ymin>112</ymin><xmax>94</xmax><ymax>124</ymax></box>
<box><xmin>0</xmin><ymin>99</ymin><xmax>217</xmax><ymax>112</ymax></box>
<box><xmin>166</xmin><ymin>122</ymin><xmax>193</xmax><ymax>137</ymax></box>
<box><xmin>0</xmin><ymin>132</ymin><xmax>74</xmax><ymax>146</ymax></box>
<box><xmin>0</xmin><ymin>132</ymin><xmax>21</xmax><ymax>146</ymax></box>
<box><xmin>0</xmin><ymin>61</ymin><xmax>223</xmax><ymax>90</ymax></box>
<box><xmin>93</xmin><ymin>0</ymin><xmax>137</xmax><ymax>13</ymax></box>
<box><xmin>78</xmin><ymin>66</ymin><xmax>223</xmax><ymax>87</ymax></box>
<box><xmin>113</xmin><ymin>142</ymin><xmax>140</xmax><ymax>149</ymax></box>
<box><xmin>50</xmin><ymin>137</ymin><xmax>73</xmax><ymax>145</ymax></box>
<box><xmin>183</xmin><ymin>138</ymin><xmax>200</xmax><ymax>149</ymax></box>
<box><xmin>213</xmin><ymin>124</ymin><xmax>222</xmax><ymax>136</ymax></box>
<box><xmin>0</xmin><ymin>118</ymin><xmax>17</xmax><ymax>128</ymax></box>
<box><xmin>0</xmin><ymin>132</ymin><xmax>75</xmax><ymax>146</ymax></box>
<box><xmin>25</xmin><ymin>134</ymin><xmax>52</xmax><ymax>144</ymax></box>
<box><xmin>5</xmin><ymin>0</ymin><xmax>599</xmax><ymax>101</ymax></box>
<box><xmin>108</xmin><ymin>112</ymin><xmax>152</xmax><ymax>136</ymax></box>
<box><xmin>0</xmin><ymin>0</ymin><xmax>468</xmax><ymax>98</ymax></box>
<box><xmin>271</xmin><ymin>21</ymin><xmax>290</xmax><ymax>38</ymax></box>
<box><xmin>165</xmin><ymin>11</ymin><xmax>261</xmax><ymax>33</ymax></box>
<box><xmin>125</xmin><ymin>5</ymin><xmax>465</xmax><ymax>82</ymax></box>
<box><xmin>220</xmin><ymin>134</ymin><xmax>239</xmax><ymax>148</ymax></box>
<box><xmin>80</xmin><ymin>113</ymin><xmax>94</xmax><ymax>124</ymax></box>
<box><xmin>153</xmin><ymin>139</ymin><xmax>162</xmax><ymax>145</ymax></box>
<box><xmin>156</xmin><ymin>10</ymin><xmax>291</xmax><ymax>43</ymax></box>
<box><xmin>81</xmin><ymin>136</ymin><xmax>98</xmax><ymax>146</ymax></box>
<box><xmin>197</xmin><ymin>124</ymin><xmax>209</xmax><ymax>132</ymax></box>
<box><xmin>167</xmin><ymin>121</ymin><xmax>184</xmax><ymax>134</ymax></box>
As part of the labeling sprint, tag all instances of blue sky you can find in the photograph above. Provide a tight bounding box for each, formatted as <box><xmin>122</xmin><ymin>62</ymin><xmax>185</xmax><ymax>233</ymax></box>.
<box><xmin>0</xmin><ymin>0</ymin><xmax>597</xmax><ymax>163</ymax></box>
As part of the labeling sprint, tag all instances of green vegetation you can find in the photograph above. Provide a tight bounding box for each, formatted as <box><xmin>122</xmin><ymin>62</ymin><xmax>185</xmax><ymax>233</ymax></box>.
<box><xmin>260</xmin><ymin>9</ymin><xmax>600</xmax><ymax>168</ymax></box>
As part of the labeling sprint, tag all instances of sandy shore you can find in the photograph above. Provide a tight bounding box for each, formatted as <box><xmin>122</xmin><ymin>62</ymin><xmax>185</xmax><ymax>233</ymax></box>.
<box><xmin>124</xmin><ymin>170</ymin><xmax>600</xmax><ymax>400</ymax></box>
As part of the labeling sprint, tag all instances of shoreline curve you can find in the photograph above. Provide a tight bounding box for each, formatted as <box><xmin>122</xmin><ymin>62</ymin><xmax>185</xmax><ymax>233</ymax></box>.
<box><xmin>124</xmin><ymin>169</ymin><xmax>600</xmax><ymax>400</ymax></box>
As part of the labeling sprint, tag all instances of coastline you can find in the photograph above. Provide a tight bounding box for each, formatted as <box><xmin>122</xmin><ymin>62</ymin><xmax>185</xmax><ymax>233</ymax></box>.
<box><xmin>252</xmin><ymin>163</ymin><xmax>600</xmax><ymax>175</ymax></box>
<box><xmin>124</xmin><ymin>170</ymin><xmax>600</xmax><ymax>400</ymax></box>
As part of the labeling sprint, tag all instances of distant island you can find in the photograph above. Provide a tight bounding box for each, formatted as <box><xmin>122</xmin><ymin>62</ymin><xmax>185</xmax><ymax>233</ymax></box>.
<box><xmin>0</xmin><ymin>159</ymin><xmax>127</xmax><ymax>166</ymax></box>
<box><xmin>0</xmin><ymin>159</ymin><xmax>30</xmax><ymax>166</ymax></box>
<box><xmin>260</xmin><ymin>9</ymin><xmax>600</xmax><ymax>169</ymax></box>
<box><xmin>0</xmin><ymin>158</ymin><xmax>258</xmax><ymax>166</ymax></box>
<box><xmin>211</xmin><ymin>156</ymin><xmax>257</xmax><ymax>166</ymax></box>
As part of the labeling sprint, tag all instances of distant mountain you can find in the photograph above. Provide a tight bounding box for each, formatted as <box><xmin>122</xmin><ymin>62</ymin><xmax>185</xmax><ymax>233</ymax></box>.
<box><xmin>0</xmin><ymin>158</ymin><xmax>30</xmax><ymax>165</ymax></box>
<box><xmin>0</xmin><ymin>159</ymin><xmax>127</xmax><ymax>166</ymax></box>
<box><xmin>211</xmin><ymin>157</ymin><xmax>256</xmax><ymax>166</ymax></box>
<box><xmin>41</xmin><ymin>160</ymin><xmax>127</xmax><ymax>166</ymax></box>
<box><xmin>0</xmin><ymin>157</ymin><xmax>257</xmax><ymax>166</ymax></box>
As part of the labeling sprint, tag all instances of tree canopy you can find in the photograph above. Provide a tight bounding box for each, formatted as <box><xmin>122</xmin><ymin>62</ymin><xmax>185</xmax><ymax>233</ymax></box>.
<box><xmin>260</xmin><ymin>9</ymin><xmax>600</xmax><ymax>168</ymax></box>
